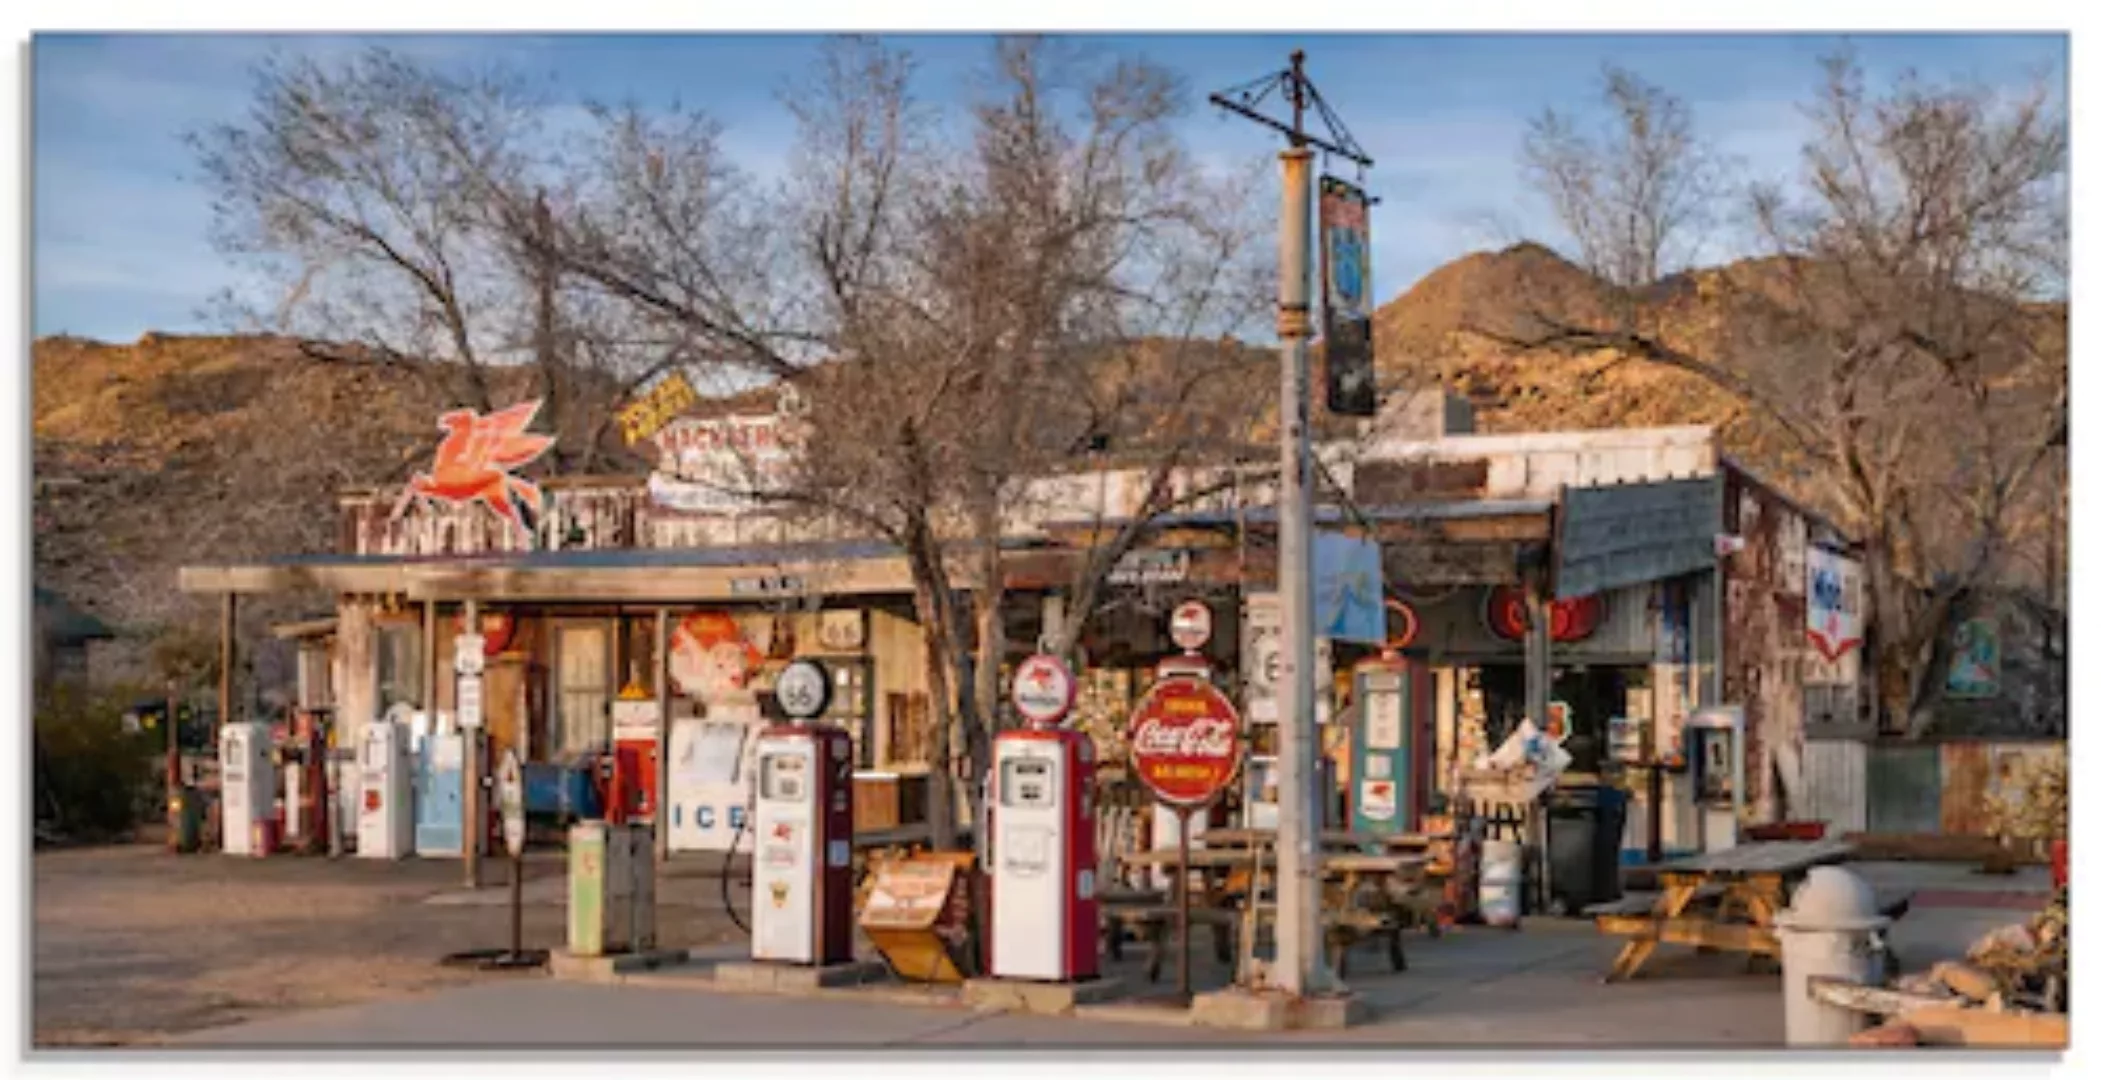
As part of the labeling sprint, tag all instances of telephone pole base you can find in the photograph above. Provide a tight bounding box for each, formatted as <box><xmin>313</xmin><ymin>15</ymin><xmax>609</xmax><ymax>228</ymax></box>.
<box><xmin>1190</xmin><ymin>987</ymin><xmax>1367</xmax><ymax>1031</ymax></box>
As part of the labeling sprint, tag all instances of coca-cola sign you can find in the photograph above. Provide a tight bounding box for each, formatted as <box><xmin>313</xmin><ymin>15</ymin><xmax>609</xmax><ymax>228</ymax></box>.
<box><xmin>1128</xmin><ymin>676</ymin><xmax>1243</xmax><ymax>807</ymax></box>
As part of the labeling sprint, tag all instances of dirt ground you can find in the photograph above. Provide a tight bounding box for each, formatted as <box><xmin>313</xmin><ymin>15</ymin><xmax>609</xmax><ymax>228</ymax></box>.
<box><xmin>31</xmin><ymin>842</ymin><xmax>748</xmax><ymax>1047</ymax></box>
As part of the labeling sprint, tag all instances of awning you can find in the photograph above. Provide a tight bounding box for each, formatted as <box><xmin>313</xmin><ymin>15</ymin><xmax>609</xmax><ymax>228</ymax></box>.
<box><xmin>178</xmin><ymin>537</ymin><xmax>1030</xmax><ymax>603</ymax></box>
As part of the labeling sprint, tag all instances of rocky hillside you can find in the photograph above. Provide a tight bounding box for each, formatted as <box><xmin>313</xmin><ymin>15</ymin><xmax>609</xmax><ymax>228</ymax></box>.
<box><xmin>37</xmin><ymin>242</ymin><xmax>2053</xmax><ymax>683</ymax></box>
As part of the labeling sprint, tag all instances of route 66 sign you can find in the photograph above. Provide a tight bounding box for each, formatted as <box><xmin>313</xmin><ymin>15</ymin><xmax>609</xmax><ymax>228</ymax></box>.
<box><xmin>774</xmin><ymin>659</ymin><xmax>832</xmax><ymax>720</ymax></box>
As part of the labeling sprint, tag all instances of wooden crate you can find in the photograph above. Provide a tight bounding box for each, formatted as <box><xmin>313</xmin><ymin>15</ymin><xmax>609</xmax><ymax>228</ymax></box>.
<box><xmin>854</xmin><ymin>774</ymin><xmax>901</xmax><ymax>833</ymax></box>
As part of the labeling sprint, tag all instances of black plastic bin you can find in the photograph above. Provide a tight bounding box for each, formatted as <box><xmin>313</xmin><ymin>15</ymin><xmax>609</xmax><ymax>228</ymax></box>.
<box><xmin>1544</xmin><ymin>784</ymin><xmax>1629</xmax><ymax>915</ymax></box>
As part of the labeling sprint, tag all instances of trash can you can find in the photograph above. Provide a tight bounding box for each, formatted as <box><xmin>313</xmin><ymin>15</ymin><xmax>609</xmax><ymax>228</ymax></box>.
<box><xmin>1776</xmin><ymin>866</ymin><xmax>1892</xmax><ymax>1046</ymax></box>
<box><xmin>167</xmin><ymin>785</ymin><xmax>203</xmax><ymax>853</ymax></box>
<box><xmin>1545</xmin><ymin>784</ymin><xmax>1628</xmax><ymax>915</ymax></box>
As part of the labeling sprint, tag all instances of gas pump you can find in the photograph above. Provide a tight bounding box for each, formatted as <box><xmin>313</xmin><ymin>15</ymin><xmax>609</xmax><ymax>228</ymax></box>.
<box><xmin>276</xmin><ymin>711</ymin><xmax>330</xmax><ymax>853</ymax></box>
<box><xmin>987</xmin><ymin>726</ymin><xmax>1099</xmax><ymax>982</ymax></box>
<box><xmin>1351</xmin><ymin>653</ymin><xmax>1429</xmax><ymax>837</ymax></box>
<box><xmin>218</xmin><ymin>721</ymin><xmax>276</xmax><ymax>856</ymax></box>
<box><xmin>1686</xmin><ymin>706</ymin><xmax>1746</xmax><ymax>853</ymax></box>
<box><xmin>610</xmin><ymin>676</ymin><xmax>660</xmax><ymax>823</ymax></box>
<box><xmin>749</xmin><ymin>659</ymin><xmax>856</xmax><ymax>966</ymax></box>
<box><xmin>357</xmin><ymin>715</ymin><xmax>414</xmax><ymax>858</ymax></box>
<box><xmin>414</xmin><ymin>715</ymin><xmax>466</xmax><ymax>856</ymax></box>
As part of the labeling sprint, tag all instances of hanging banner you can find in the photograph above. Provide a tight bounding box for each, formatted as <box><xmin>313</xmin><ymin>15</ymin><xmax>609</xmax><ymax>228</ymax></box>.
<box><xmin>396</xmin><ymin>400</ymin><xmax>555</xmax><ymax>545</ymax></box>
<box><xmin>1319</xmin><ymin>175</ymin><xmax>1375</xmax><ymax>417</ymax></box>
<box><xmin>1945</xmin><ymin>618</ymin><xmax>2001</xmax><ymax>699</ymax></box>
<box><xmin>1313</xmin><ymin>530</ymin><xmax>1386</xmax><ymax>644</ymax></box>
<box><xmin>1805</xmin><ymin>547</ymin><xmax>1864</xmax><ymax>662</ymax></box>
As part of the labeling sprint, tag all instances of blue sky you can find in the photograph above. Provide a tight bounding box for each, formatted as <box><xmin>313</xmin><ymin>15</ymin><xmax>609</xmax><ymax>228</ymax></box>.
<box><xmin>32</xmin><ymin>31</ymin><xmax>2065</xmax><ymax>342</ymax></box>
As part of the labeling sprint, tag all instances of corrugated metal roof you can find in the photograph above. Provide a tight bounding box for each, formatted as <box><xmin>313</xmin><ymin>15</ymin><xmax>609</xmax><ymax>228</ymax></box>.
<box><xmin>1039</xmin><ymin>498</ymin><xmax>1555</xmax><ymax>532</ymax></box>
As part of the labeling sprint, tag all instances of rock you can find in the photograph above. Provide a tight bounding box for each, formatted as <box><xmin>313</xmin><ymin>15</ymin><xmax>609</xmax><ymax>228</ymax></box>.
<box><xmin>1851</xmin><ymin>1022</ymin><xmax>1922</xmax><ymax>1047</ymax></box>
<box><xmin>1931</xmin><ymin>960</ymin><xmax>2001</xmax><ymax>1003</ymax></box>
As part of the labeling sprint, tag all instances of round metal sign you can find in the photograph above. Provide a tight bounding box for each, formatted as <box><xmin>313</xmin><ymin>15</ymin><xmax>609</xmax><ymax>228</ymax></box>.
<box><xmin>774</xmin><ymin>658</ymin><xmax>832</xmax><ymax>720</ymax></box>
<box><xmin>1010</xmin><ymin>653</ymin><xmax>1078</xmax><ymax>727</ymax></box>
<box><xmin>1127</xmin><ymin>675</ymin><xmax>1243</xmax><ymax>807</ymax></box>
<box><xmin>496</xmin><ymin>749</ymin><xmax>526</xmax><ymax>858</ymax></box>
<box><xmin>1168</xmin><ymin>600</ymin><xmax>1213</xmax><ymax>652</ymax></box>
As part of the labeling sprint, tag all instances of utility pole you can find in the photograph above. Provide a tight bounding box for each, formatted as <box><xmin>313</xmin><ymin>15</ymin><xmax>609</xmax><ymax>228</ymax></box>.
<box><xmin>1210</xmin><ymin>49</ymin><xmax>1372</xmax><ymax>1000</ymax></box>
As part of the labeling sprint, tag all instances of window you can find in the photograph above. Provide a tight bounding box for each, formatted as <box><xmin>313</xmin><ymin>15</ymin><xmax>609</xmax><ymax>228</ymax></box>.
<box><xmin>297</xmin><ymin>643</ymin><xmax>335</xmax><ymax>711</ymax></box>
<box><xmin>555</xmin><ymin>623</ymin><xmax>612</xmax><ymax>754</ymax></box>
<box><xmin>376</xmin><ymin>623</ymin><xmax>422</xmax><ymax>711</ymax></box>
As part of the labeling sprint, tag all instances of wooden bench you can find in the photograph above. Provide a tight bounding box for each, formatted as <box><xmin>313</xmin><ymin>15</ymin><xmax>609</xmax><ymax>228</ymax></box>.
<box><xmin>1104</xmin><ymin>904</ymin><xmax>1238</xmax><ymax>982</ymax></box>
<box><xmin>1584</xmin><ymin>884</ymin><xmax>1726</xmax><ymax>919</ymax></box>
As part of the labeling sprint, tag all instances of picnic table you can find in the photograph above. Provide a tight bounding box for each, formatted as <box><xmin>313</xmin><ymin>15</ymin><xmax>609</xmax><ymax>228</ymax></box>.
<box><xmin>1589</xmin><ymin>838</ymin><xmax>1875</xmax><ymax>982</ymax></box>
<box><xmin>1203</xmin><ymin>827</ymin><xmax>1445</xmax><ymax>853</ymax></box>
<box><xmin>1114</xmin><ymin>844</ymin><xmax>1431</xmax><ymax>980</ymax></box>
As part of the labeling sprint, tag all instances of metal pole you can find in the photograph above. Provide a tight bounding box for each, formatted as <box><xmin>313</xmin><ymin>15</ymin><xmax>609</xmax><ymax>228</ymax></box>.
<box><xmin>1177</xmin><ymin>806</ymin><xmax>1194</xmax><ymax>1003</ymax></box>
<box><xmin>165</xmin><ymin>680</ymin><xmax>181</xmax><ymax>851</ymax></box>
<box><xmin>1275</xmin><ymin>130</ymin><xmax>1332</xmax><ymax>995</ymax></box>
<box><xmin>464</xmin><ymin>598</ymin><xmax>483</xmax><ymax>889</ymax></box>
<box><xmin>218</xmin><ymin>593</ymin><xmax>236</xmax><ymax>738</ymax></box>
<box><xmin>1524</xmin><ymin>586</ymin><xmax>1552</xmax><ymax>912</ymax></box>
<box><xmin>510</xmin><ymin>848</ymin><xmax>525</xmax><ymax>958</ymax></box>
<box><xmin>655</xmin><ymin>607</ymin><xmax>672</xmax><ymax>864</ymax></box>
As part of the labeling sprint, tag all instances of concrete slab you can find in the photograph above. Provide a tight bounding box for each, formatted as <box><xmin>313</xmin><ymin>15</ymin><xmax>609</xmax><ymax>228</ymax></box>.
<box><xmin>712</xmin><ymin>959</ymin><xmax>889</xmax><ymax>993</ymax></box>
<box><xmin>961</xmin><ymin>976</ymin><xmax>1128</xmax><ymax>1015</ymax></box>
<box><xmin>1190</xmin><ymin>987</ymin><xmax>1367</xmax><ymax>1031</ymax></box>
<box><xmin>548</xmin><ymin>948</ymin><xmax>691</xmax><ymax>983</ymax></box>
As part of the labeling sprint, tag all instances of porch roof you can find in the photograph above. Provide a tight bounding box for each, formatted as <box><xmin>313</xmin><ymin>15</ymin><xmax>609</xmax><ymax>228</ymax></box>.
<box><xmin>177</xmin><ymin>537</ymin><xmax>1046</xmax><ymax>603</ymax></box>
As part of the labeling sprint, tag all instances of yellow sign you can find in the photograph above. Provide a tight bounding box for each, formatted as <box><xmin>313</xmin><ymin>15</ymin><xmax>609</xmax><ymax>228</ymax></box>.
<box><xmin>618</xmin><ymin>371</ymin><xmax>700</xmax><ymax>445</ymax></box>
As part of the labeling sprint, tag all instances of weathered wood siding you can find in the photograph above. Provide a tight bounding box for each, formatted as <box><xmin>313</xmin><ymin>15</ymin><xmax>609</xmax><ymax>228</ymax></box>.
<box><xmin>1800</xmin><ymin>738</ymin><xmax>1869</xmax><ymax>835</ymax></box>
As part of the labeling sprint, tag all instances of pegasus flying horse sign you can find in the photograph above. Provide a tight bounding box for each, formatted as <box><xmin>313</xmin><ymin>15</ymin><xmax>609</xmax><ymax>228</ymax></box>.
<box><xmin>393</xmin><ymin>400</ymin><xmax>557</xmax><ymax>545</ymax></box>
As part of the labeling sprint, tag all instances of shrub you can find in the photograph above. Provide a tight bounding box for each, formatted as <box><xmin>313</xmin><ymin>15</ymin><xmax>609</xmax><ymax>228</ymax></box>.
<box><xmin>34</xmin><ymin>684</ymin><xmax>160</xmax><ymax>841</ymax></box>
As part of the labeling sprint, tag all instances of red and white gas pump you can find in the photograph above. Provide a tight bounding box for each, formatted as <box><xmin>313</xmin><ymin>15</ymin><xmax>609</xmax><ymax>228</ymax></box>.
<box><xmin>986</xmin><ymin>653</ymin><xmax>1100</xmax><ymax>983</ymax></box>
<box><xmin>749</xmin><ymin>659</ymin><xmax>856</xmax><ymax>966</ymax></box>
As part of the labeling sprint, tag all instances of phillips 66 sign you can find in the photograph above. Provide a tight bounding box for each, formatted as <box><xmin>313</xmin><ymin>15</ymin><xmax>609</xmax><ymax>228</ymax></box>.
<box><xmin>1805</xmin><ymin>546</ymin><xmax>1864</xmax><ymax>662</ymax></box>
<box><xmin>1127</xmin><ymin>676</ymin><xmax>1243</xmax><ymax>807</ymax></box>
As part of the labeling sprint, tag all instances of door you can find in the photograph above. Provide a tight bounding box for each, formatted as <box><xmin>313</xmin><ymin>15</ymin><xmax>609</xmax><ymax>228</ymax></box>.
<box><xmin>554</xmin><ymin>622</ymin><xmax>613</xmax><ymax>756</ymax></box>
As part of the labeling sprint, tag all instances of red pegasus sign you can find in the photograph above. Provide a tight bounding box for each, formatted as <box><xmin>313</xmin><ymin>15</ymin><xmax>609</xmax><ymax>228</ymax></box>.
<box><xmin>397</xmin><ymin>401</ymin><xmax>555</xmax><ymax>543</ymax></box>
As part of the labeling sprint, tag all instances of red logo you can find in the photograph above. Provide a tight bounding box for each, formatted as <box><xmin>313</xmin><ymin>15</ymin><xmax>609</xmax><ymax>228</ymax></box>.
<box><xmin>1010</xmin><ymin>654</ymin><xmax>1077</xmax><ymax>726</ymax></box>
<box><xmin>1128</xmin><ymin>677</ymin><xmax>1243</xmax><ymax>807</ymax></box>
<box><xmin>1484</xmin><ymin>587</ymin><xmax>1604</xmax><ymax>644</ymax></box>
<box><xmin>397</xmin><ymin>401</ymin><xmax>555</xmax><ymax>542</ymax></box>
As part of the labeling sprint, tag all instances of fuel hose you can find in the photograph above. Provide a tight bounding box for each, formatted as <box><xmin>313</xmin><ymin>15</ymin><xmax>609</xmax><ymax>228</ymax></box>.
<box><xmin>721</xmin><ymin>813</ymin><xmax>751</xmax><ymax>933</ymax></box>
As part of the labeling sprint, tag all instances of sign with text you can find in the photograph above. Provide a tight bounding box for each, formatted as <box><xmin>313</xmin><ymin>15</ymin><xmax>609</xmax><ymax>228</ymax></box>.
<box><xmin>1128</xmin><ymin>676</ymin><xmax>1243</xmax><ymax>807</ymax></box>
<box><xmin>1241</xmin><ymin>591</ymin><xmax>1334</xmax><ymax>726</ymax></box>
<box><xmin>618</xmin><ymin>371</ymin><xmax>700</xmax><ymax>446</ymax></box>
<box><xmin>1806</xmin><ymin>546</ymin><xmax>1865</xmax><ymax>662</ymax></box>
<box><xmin>1010</xmin><ymin>654</ymin><xmax>1078</xmax><ymax>727</ymax></box>
<box><xmin>648</xmin><ymin>407</ymin><xmax>800</xmax><ymax>515</ymax></box>
<box><xmin>1319</xmin><ymin>175</ymin><xmax>1376</xmax><ymax>417</ymax></box>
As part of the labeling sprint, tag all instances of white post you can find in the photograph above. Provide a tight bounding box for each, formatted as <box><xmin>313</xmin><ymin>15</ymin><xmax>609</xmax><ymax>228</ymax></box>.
<box><xmin>1274</xmin><ymin>142</ymin><xmax>1336</xmax><ymax>996</ymax></box>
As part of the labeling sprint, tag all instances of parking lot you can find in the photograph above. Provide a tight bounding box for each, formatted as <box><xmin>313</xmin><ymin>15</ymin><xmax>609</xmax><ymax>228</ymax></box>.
<box><xmin>30</xmin><ymin>842</ymin><xmax>747</xmax><ymax>1046</ymax></box>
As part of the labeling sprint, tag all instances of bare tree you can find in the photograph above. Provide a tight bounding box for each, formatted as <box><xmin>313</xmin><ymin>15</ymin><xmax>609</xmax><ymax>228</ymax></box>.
<box><xmin>1521</xmin><ymin>63</ymin><xmax>1725</xmax><ymax>289</ymax></box>
<box><xmin>1496</xmin><ymin>50</ymin><xmax>2067</xmax><ymax>735</ymax></box>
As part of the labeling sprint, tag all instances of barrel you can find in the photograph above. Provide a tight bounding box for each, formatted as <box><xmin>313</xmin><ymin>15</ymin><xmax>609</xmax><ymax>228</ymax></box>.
<box><xmin>1479</xmin><ymin>839</ymin><xmax>1524</xmax><ymax>927</ymax></box>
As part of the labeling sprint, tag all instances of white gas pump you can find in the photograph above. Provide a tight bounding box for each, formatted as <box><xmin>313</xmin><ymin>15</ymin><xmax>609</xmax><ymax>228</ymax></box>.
<box><xmin>988</xmin><ymin>727</ymin><xmax>1099</xmax><ymax>982</ymax></box>
<box><xmin>749</xmin><ymin>660</ymin><xmax>856</xmax><ymax>967</ymax></box>
<box><xmin>357</xmin><ymin>716</ymin><xmax>414</xmax><ymax>859</ymax></box>
<box><xmin>218</xmin><ymin>722</ymin><xmax>276</xmax><ymax>856</ymax></box>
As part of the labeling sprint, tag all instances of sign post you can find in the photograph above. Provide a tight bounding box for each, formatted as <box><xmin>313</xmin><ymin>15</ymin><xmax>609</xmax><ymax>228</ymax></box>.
<box><xmin>1128</xmin><ymin>672</ymin><xmax>1244</xmax><ymax>1002</ymax></box>
<box><xmin>498</xmin><ymin>749</ymin><xmax>528</xmax><ymax>962</ymax></box>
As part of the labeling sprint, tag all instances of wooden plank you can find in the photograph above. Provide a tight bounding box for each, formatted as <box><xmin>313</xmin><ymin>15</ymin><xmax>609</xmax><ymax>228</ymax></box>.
<box><xmin>1808</xmin><ymin>977</ymin><xmax>1957</xmax><ymax>1016</ymax></box>
<box><xmin>1658</xmin><ymin>839</ymin><xmax>1853</xmax><ymax>876</ymax></box>
<box><xmin>1938</xmin><ymin>742</ymin><xmax>1993</xmax><ymax>836</ymax></box>
<box><xmin>1593</xmin><ymin>916</ymin><xmax>1778</xmax><ymax>955</ymax></box>
<box><xmin>1896</xmin><ymin>1006</ymin><xmax>2069</xmax><ymax>1049</ymax></box>
<box><xmin>179</xmin><ymin>563</ymin><xmax>414</xmax><ymax>595</ymax></box>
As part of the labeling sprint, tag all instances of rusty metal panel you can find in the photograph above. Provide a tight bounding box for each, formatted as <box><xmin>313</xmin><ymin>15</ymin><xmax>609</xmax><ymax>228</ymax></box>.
<box><xmin>1938</xmin><ymin>741</ymin><xmax>1993</xmax><ymax>835</ymax></box>
<box><xmin>1801</xmin><ymin>738</ymin><xmax>1868</xmax><ymax>834</ymax></box>
<box><xmin>1866</xmin><ymin>743</ymin><xmax>1940</xmax><ymax>834</ymax></box>
<box><xmin>1556</xmin><ymin>477</ymin><xmax>1723</xmax><ymax>600</ymax></box>
<box><xmin>1353</xmin><ymin>458</ymin><xmax>1490</xmax><ymax>503</ymax></box>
